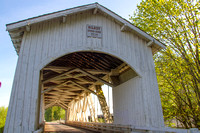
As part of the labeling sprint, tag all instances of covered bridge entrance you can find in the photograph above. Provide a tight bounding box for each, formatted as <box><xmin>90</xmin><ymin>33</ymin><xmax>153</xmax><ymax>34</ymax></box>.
<box><xmin>5</xmin><ymin>3</ymin><xmax>166</xmax><ymax>133</ymax></box>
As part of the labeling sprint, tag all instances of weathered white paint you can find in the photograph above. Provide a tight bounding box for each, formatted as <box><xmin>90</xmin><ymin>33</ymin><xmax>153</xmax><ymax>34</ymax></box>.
<box><xmin>5</xmin><ymin>6</ymin><xmax>164</xmax><ymax>133</ymax></box>
<box><xmin>7</xmin><ymin>3</ymin><xmax>165</xmax><ymax>55</ymax></box>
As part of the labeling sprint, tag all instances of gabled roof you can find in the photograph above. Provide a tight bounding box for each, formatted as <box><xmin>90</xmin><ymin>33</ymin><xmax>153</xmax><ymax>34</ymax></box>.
<box><xmin>6</xmin><ymin>3</ymin><xmax>166</xmax><ymax>54</ymax></box>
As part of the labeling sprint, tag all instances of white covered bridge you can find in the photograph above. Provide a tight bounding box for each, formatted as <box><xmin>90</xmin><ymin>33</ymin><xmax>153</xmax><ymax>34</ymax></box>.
<box><xmin>5</xmin><ymin>3</ymin><xmax>197</xmax><ymax>133</ymax></box>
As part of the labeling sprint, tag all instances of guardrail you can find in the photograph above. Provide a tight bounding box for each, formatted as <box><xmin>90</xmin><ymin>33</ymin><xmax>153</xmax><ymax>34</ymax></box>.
<box><xmin>67</xmin><ymin>121</ymin><xmax>131</xmax><ymax>133</ymax></box>
<box><xmin>66</xmin><ymin>121</ymin><xmax>200</xmax><ymax>133</ymax></box>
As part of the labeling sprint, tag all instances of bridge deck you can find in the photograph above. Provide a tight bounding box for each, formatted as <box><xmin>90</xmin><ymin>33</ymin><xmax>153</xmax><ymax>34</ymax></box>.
<box><xmin>44</xmin><ymin>122</ymin><xmax>98</xmax><ymax>133</ymax></box>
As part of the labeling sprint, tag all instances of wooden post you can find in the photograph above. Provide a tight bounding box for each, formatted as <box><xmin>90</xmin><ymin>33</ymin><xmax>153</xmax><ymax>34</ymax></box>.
<box><xmin>39</xmin><ymin>94</ymin><xmax>45</xmax><ymax>124</ymax></box>
<box><xmin>65</xmin><ymin>109</ymin><xmax>68</xmax><ymax>124</ymax></box>
<box><xmin>66</xmin><ymin>107</ymin><xmax>70</xmax><ymax>123</ymax></box>
<box><xmin>37</xmin><ymin>70</ymin><xmax>45</xmax><ymax>131</ymax></box>
<box><xmin>39</xmin><ymin>72</ymin><xmax>45</xmax><ymax>124</ymax></box>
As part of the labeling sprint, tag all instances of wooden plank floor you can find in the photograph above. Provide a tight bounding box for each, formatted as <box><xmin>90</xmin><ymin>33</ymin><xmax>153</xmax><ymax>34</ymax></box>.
<box><xmin>44</xmin><ymin>122</ymin><xmax>97</xmax><ymax>133</ymax></box>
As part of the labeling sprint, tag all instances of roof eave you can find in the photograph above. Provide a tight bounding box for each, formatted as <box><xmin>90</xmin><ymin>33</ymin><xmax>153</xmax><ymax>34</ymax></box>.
<box><xmin>6</xmin><ymin>3</ymin><xmax>166</xmax><ymax>54</ymax></box>
<box><xmin>6</xmin><ymin>3</ymin><xmax>97</xmax><ymax>31</ymax></box>
<box><xmin>96</xmin><ymin>4</ymin><xmax>166</xmax><ymax>49</ymax></box>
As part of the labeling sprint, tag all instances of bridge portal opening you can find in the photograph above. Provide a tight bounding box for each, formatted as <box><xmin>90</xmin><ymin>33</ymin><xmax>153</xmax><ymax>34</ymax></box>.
<box><xmin>40</xmin><ymin>51</ymin><xmax>138</xmax><ymax>124</ymax></box>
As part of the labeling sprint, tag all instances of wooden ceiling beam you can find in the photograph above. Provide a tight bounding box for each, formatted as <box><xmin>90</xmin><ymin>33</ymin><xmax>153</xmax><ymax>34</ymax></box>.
<box><xmin>71</xmin><ymin>73</ymin><xmax>86</xmax><ymax>78</ymax></box>
<box><xmin>45</xmin><ymin>98</ymin><xmax>71</xmax><ymax>105</ymax></box>
<box><xmin>51</xmin><ymin>78</ymin><xmax>93</xmax><ymax>85</ymax></box>
<box><xmin>77</xmin><ymin>68</ymin><xmax>114</xmax><ymax>87</ymax></box>
<box><xmin>42</xmin><ymin>80</ymin><xmax>71</xmax><ymax>94</ymax></box>
<box><xmin>56</xmin><ymin>102</ymin><xmax>68</xmax><ymax>110</ymax></box>
<box><xmin>59</xmin><ymin>100</ymin><xmax>70</xmax><ymax>108</ymax></box>
<box><xmin>45</xmin><ymin>100</ymin><xmax>69</xmax><ymax>110</ymax></box>
<box><xmin>43</xmin><ymin>66</ymin><xmax>109</xmax><ymax>74</ymax></box>
<box><xmin>42</xmin><ymin>68</ymin><xmax>77</xmax><ymax>83</ymax></box>
<box><xmin>68</xmin><ymin>71</ymin><xmax>109</xmax><ymax>105</ymax></box>
<box><xmin>45</xmin><ymin>92</ymin><xmax>74</xmax><ymax>96</ymax></box>
<box><xmin>52</xmin><ymin>89</ymin><xmax>78</xmax><ymax>95</ymax></box>
<box><xmin>49</xmin><ymin>94</ymin><xmax>76</xmax><ymax>99</ymax></box>
<box><xmin>75</xmin><ymin>77</ymin><xmax>95</xmax><ymax>84</ymax></box>
<box><xmin>70</xmin><ymin>80</ymin><xmax>97</xmax><ymax>96</ymax></box>
<box><xmin>45</xmin><ymin>98</ymin><xmax>71</xmax><ymax>102</ymax></box>
<box><xmin>45</xmin><ymin>100</ymin><xmax>57</xmax><ymax>109</ymax></box>
<box><xmin>45</xmin><ymin>94</ymin><xmax>74</xmax><ymax>99</ymax></box>
<box><xmin>56</xmin><ymin>87</ymin><xmax>82</xmax><ymax>91</ymax></box>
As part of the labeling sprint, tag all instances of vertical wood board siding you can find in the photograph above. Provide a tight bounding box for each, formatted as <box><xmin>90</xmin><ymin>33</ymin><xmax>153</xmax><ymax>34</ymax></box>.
<box><xmin>5</xmin><ymin>11</ymin><xmax>164</xmax><ymax>133</ymax></box>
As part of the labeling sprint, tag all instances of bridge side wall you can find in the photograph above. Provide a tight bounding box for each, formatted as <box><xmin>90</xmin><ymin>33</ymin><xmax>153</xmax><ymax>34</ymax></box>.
<box><xmin>113</xmin><ymin>60</ymin><xmax>164</xmax><ymax>127</ymax></box>
<box><xmin>4</xmin><ymin>11</ymin><xmax>164</xmax><ymax>133</ymax></box>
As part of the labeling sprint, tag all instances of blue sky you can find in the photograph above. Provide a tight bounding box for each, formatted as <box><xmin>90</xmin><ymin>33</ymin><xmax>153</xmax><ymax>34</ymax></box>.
<box><xmin>0</xmin><ymin>0</ymin><xmax>141</xmax><ymax>107</ymax></box>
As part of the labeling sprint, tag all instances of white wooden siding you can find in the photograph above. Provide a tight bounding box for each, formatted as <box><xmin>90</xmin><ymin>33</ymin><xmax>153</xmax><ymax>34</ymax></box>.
<box><xmin>4</xmin><ymin>11</ymin><xmax>164</xmax><ymax>133</ymax></box>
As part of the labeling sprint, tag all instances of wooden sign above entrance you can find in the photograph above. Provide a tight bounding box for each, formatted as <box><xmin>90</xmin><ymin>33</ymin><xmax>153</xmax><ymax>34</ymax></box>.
<box><xmin>87</xmin><ymin>25</ymin><xmax>102</xmax><ymax>38</ymax></box>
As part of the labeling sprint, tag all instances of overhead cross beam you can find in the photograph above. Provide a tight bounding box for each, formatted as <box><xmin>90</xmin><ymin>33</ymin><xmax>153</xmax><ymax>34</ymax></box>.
<box><xmin>45</xmin><ymin>100</ymin><xmax>57</xmax><ymax>109</ymax></box>
<box><xmin>45</xmin><ymin>94</ymin><xmax>73</xmax><ymax>99</ymax></box>
<box><xmin>57</xmin><ymin>102</ymin><xmax>68</xmax><ymax>110</ymax></box>
<box><xmin>70</xmin><ymin>80</ymin><xmax>98</xmax><ymax>96</ymax></box>
<box><xmin>42</xmin><ymin>79</ymin><xmax>99</xmax><ymax>97</ymax></box>
<box><xmin>42</xmin><ymin>80</ymin><xmax>71</xmax><ymax>94</ymax></box>
<box><xmin>65</xmin><ymin>71</ymin><xmax>111</xmax><ymax>105</ymax></box>
<box><xmin>42</xmin><ymin>68</ymin><xmax>77</xmax><ymax>84</ymax></box>
<box><xmin>43</xmin><ymin>66</ymin><xmax>109</xmax><ymax>74</ymax></box>
<box><xmin>45</xmin><ymin>100</ymin><xmax>69</xmax><ymax>110</ymax></box>
<box><xmin>53</xmin><ymin>88</ymin><xmax>77</xmax><ymax>95</ymax></box>
<box><xmin>43</xmin><ymin>64</ymin><xmax>115</xmax><ymax>106</ymax></box>
<box><xmin>59</xmin><ymin>100</ymin><xmax>70</xmax><ymax>108</ymax></box>
<box><xmin>77</xmin><ymin>68</ymin><xmax>114</xmax><ymax>87</ymax></box>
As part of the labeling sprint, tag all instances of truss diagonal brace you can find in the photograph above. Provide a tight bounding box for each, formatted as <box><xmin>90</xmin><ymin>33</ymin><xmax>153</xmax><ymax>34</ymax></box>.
<box><xmin>41</xmin><ymin>80</ymin><xmax>71</xmax><ymax>94</ymax></box>
<box><xmin>93</xmin><ymin>7</ymin><xmax>98</xmax><ymax>14</ymax></box>
<box><xmin>59</xmin><ymin>100</ymin><xmax>70</xmax><ymax>109</ymax></box>
<box><xmin>121</xmin><ymin>24</ymin><xmax>127</xmax><ymax>32</ymax></box>
<box><xmin>147</xmin><ymin>40</ymin><xmax>154</xmax><ymax>47</ymax></box>
<box><xmin>45</xmin><ymin>101</ymin><xmax>57</xmax><ymax>109</ymax></box>
<box><xmin>70</xmin><ymin>80</ymin><xmax>99</xmax><ymax>96</ymax></box>
<box><xmin>77</xmin><ymin>68</ymin><xmax>114</xmax><ymax>87</ymax></box>
<box><xmin>95</xmin><ymin>85</ymin><xmax>113</xmax><ymax>123</ymax></box>
<box><xmin>42</xmin><ymin>68</ymin><xmax>77</xmax><ymax>84</ymax></box>
<box><xmin>57</xmin><ymin>102</ymin><xmax>68</xmax><ymax>110</ymax></box>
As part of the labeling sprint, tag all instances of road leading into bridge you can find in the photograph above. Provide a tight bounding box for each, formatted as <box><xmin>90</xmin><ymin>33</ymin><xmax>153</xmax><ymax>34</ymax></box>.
<box><xmin>44</xmin><ymin>122</ymin><xmax>98</xmax><ymax>133</ymax></box>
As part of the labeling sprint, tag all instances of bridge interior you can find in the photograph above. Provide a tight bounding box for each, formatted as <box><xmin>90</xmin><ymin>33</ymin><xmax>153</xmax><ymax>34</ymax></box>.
<box><xmin>44</xmin><ymin>122</ymin><xmax>97</xmax><ymax>133</ymax></box>
<box><xmin>41</xmin><ymin>51</ymin><xmax>138</xmax><ymax>126</ymax></box>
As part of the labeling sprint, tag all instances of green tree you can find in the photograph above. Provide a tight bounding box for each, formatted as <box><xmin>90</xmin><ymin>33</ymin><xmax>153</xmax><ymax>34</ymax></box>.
<box><xmin>52</xmin><ymin>106</ymin><xmax>60</xmax><ymax>120</ymax></box>
<box><xmin>45</xmin><ymin>107</ymin><xmax>52</xmax><ymax>122</ymax></box>
<box><xmin>130</xmin><ymin>0</ymin><xmax>200</xmax><ymax>129</ymax></box>
<box><xmin>45</xmin><ymin>106</ymin><xmax>65</xmax><ymax>121</ymax></box>
<box><xmin>60</xmin><ymin>108</ymin><xmax>65</xmax><ymax>120</ymax></box>
<box><xmin>0</xmin><ymin>106</ymin><xmax>8</xmax><ymax>133</ymax></box>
